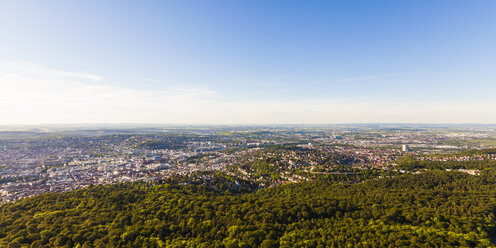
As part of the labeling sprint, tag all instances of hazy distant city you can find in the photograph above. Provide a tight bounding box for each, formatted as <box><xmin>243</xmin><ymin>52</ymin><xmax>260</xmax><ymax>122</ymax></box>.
<box><xmin>2</xmin><ymin>124</ymin><xmax>494</xmax><ymax>202</ymax></box>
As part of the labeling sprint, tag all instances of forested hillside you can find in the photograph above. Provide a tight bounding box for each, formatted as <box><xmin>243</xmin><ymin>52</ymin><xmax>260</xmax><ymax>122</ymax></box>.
<box><xmin>1</xmin><ymin>170</ymin><xmax>496</xmax><ymax>247</ymax></box>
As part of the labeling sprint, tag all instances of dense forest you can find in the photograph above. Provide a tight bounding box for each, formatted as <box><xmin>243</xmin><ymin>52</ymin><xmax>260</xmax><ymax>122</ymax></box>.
<box><xmin>2</xmin><ymin>167</ymin><xmax>496</xmax><ymax>247</ymax></box>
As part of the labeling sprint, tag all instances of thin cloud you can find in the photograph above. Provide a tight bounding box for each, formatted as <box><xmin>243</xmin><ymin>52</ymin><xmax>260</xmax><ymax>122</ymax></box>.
<box><xmin>1</xmin><ymin>62</ymin><xmax>495</xmax><ymax>124</ymax></box>
<box><xmin>0</xmin><ymin>61</ymin><xmax>102</xmax><ymax>82</ymax></box>
<box><xmin>143</xmin><ymin>77</ymin><xmax>161</xmax><ymax>82</ymax></box>
<box><xmin>334</xmin><ymin>73</ymin><xmax>399</xmax><ymax>83</ymax></box>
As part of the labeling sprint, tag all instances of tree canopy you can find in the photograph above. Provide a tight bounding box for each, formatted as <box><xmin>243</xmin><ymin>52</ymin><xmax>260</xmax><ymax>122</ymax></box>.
<box><xmin>2</xmin><ymin>169</ymin><xmax>496</xmax><ymax>247</ymax></box>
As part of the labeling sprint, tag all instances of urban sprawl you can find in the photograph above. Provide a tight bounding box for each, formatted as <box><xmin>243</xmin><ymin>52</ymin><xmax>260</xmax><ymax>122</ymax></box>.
<box><xmin>1</xmin><ymin>125</ymin><xmax>495</xmax><ymax>202</ymax></box>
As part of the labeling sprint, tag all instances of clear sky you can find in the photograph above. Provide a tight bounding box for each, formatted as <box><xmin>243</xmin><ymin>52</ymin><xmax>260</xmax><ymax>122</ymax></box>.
<box><xmin>1</xmin><ymin>1</ymin><xmax>495</xmax><ymax>124</ymax></box>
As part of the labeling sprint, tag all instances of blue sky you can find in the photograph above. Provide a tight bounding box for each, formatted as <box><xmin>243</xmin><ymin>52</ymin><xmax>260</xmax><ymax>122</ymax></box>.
<box><xmin>1</xmin><ymin>1</ymin><xmax>496</xmax><ymax>124</ymax></box>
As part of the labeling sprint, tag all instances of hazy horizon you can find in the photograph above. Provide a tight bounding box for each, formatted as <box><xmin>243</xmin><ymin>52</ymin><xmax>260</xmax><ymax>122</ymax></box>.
<box><xmin>2</xmin><ymin>122</ymin><xmax>496</xmax><ymax>130</ymax></box>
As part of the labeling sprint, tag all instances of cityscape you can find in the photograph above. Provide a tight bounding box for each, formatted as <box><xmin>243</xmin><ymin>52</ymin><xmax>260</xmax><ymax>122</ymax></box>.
<box><xmin>2</xmin><ymin>0</ymin><xmax>496</xmax><ymax>247</ymax></box>
<box><xmin>2</xmin><ymin>125</ymin><xmax>494</xmax><ymax>202</ymax></box>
